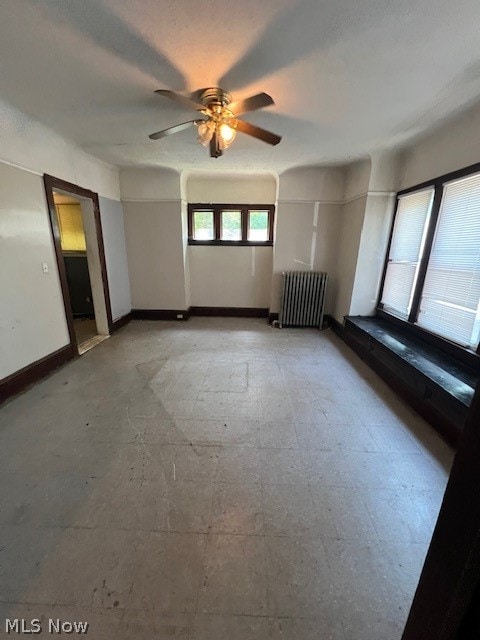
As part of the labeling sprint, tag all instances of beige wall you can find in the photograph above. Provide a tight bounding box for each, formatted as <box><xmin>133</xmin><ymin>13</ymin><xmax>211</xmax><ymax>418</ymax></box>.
<box><xmin>332</xmin><ymin>196</ymin><xmax>367</xmax><ymax>322</ymax></box>
<box><xmin>332</xmin><ymin>154</ymin><xmax>400</xmax><ymax>323</ymax></box>
<box><xmin>312</xmin><ymin>203</ymin><xmax>343</xmax><ymax>314</ymax></box>
<box><xmin>184</xmin><ymin>172</ymin><xmax>277</xmax><ymax>204</ymax></box>
<box><xmin>189</xmin><ymin>246</ymin><xmax>273</xmax><ymax>308</ymax></box>
<box><xmin>99</xmin><ymin>197</ymin><xmax>132</xmax><ymax>321</ymax></box>
<box><xmin>185</xmin><ymin>172</ymin><xmax>276</xmax><ymax>309</ymax></box>
<box><xmin>123</xmin><ymin>201</ymin><xmax>187</xmax><ymax>310</ymax></box>
<box><xmin>0</xmin><ymin>96</ymin><xmax>129</xmax><ymax>382</ymax></box>
<box><xmin>121</xmin><ymin>167</ymin><xmax>181</xmax><ymax>201</ymax></box>
<box><xmin>0</xmin><ymin>163</ymin><xmax>70</xmax><ymax>379</ymax></box>
<box><xmin>278</xmin><ymin>166</ymin><xmax>344</xmax><ymax>202</ymax></box>
<box><xmin>0</xmin><ymin>99</ymin><xmax>120</xmax><ymax>200</ymax></box>
<box><xmin>0</xmin><ymin>98</ymin><xmax>132</xmax><ymax>383</ymax></box>
<box><xmin>349</xmin><ymin>194</ymin><xmax>396</xmax><ymax>317</ymax></box>
<box><xmin>271</xmin><ymin>167</ymin><xmax>345</xmax><ymax>314</ymax></box>
<box><xmin>121</xmin><ymin>168</ymin><xmax>187</xmax><ymax>311</ymax></box>
<box><xmin>400</xmin><ymin>100</ymin><xmax>480</xmax><ymax>190</ymax></box>
<box><xmin>271</xmin><ymin>201</ymin><xmax>343</xmax><ymax>313</ymax></box>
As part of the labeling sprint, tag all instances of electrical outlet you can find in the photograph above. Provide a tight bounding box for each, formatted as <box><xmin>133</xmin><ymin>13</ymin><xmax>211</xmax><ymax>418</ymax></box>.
<box><xmin>41</xmin><ymin>262</ymin><xmax>49</xmax><ymax>273</ymax></box>
<box><xmin>176</xmin><ymin>314</ymin><xmax>184</xmax><ymax>319</ymax></box>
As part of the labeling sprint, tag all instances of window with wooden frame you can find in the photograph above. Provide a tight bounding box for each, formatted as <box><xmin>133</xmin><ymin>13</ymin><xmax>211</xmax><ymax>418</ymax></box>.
<box><xmin>379</xmin><ymin>162</ymin><xmax>480</xmax><ymax>355</ymax></box>
<box><xmin>188</xmin><ymin>204</ymin><xmax>275</xmax><ymax>246</ymax></box>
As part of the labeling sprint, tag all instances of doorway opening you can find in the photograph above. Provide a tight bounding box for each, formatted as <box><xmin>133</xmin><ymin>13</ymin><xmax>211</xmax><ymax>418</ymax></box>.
<box><xmin>44</xmin><ymin>176</ymin><xmax>113</xmax><ymax>355</ymax></box>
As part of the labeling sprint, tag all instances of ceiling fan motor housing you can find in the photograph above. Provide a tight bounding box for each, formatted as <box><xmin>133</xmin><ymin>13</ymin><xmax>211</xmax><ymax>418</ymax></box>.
<box><xmin>199</xmin><ymin>87</ymin><xmax>232</xmax><ymax>109</ymax></box>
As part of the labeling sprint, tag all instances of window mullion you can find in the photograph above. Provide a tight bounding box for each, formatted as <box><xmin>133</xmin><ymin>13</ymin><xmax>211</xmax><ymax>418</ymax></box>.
<box><xmin>268</xmin><ymin>206</ymin><xmax>274</xmax><ymax>243</ymax></box>
<box><xmin>214</xmin><ymin>207</ymin><xmax>221</xmax><ymax>240</ymax></box>
<box><xmin>408</xmin><ymin>185</ymin><xmax>443</xmax><ymax>323</ymax></box>
<box><xmin>242</xmin><ymin>208</ymin><xmax>249</xmax><ymax>242</ymax></box>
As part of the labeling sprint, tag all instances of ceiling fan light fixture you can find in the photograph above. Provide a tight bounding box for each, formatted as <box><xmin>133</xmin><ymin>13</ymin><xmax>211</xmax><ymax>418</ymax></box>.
<box><xmin>197</xmin><ymin>120</ymin><xmax>214</xmax><ymax>146</ymax></box>
<box><xmin>151</xmin><ymin>87</ymin><xmax>281</xmax><ymax>157</ymax></box>
<box><xmin>218</xmin><ymin>122</ymin><xmax>236</xmax><ymax>147</ymax></box>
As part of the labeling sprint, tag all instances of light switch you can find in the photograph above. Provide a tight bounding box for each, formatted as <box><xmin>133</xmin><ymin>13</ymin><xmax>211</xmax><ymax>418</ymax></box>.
<box><xmin>42</xmin><ymin>262</ymin><xmax>49</xmax><ymax>273</ymax></box>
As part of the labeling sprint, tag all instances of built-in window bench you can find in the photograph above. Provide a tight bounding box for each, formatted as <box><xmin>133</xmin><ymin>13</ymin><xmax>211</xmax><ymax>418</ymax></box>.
<box><xmin>342</xmin><ymin>316</ymin><xmax>479</xmax><ymax>447</ymax></box>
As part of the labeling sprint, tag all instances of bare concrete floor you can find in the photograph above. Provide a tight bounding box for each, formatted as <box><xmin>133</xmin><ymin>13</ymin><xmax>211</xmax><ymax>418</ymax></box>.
<box><xmin>0</xmin><ymin>318</ymin><xmax>453</xmax><ymax>639</ymax></box>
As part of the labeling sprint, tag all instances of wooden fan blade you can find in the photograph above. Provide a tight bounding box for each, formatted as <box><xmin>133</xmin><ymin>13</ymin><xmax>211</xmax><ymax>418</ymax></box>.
<box><xmin>229</xmin><ymin>92</ymin><xmax>274</xmax><ymax>116</ymax></box>
<box><xmin>148</xmin><ymin>120</ymin><xmax>201</xmax><ymax>140</ymax></box>
<box><xmin>154</xmin><ymin>89</ymin><xmax>205</xmax><ymax>112</ymax></box>
<box><xmin>234</xmin><ymin>119</ymin><xmax>281</xmax><ymax>145</ymax></box>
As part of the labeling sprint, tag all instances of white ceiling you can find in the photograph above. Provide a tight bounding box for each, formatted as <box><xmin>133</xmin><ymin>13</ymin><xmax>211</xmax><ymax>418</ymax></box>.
<box><xmin>2</xmin><ymin>0</ymin><xmax>480</xmax><ymax>172</ymax></box>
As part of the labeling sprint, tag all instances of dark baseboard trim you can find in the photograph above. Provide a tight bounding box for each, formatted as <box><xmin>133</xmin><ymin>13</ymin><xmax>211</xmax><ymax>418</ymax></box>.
<box><xmin>111</xmin><ymin>312</ymin><xmax>132</xmax><ymax>333</ymax></box>
<box><xmin>268</xmin><ymin>312</ymin><xmax>279</xmax><ymax>324</ymax></box>
<box><xmin>131</xmin><ymin>309</ymin><xmax>190</xmax><ymax>321</ymax></box>
<box><xmin>325</xmin><ymin>314</ymin><xmax>344</xmax><ymax>337</ymax></box>
<box><xmin>190</xmin><ymin>306</ymin><xmax>269</xmax><ymax>318</ymax></box>
<box><xmin>131</xmin><ymin>307</ymin><xmax>270</xmax><ymax>321</ymax></box>
<box><xmin>0</xmin><ymin>344</ymin><xmax>74</xmax><ymax>405</ymax></box>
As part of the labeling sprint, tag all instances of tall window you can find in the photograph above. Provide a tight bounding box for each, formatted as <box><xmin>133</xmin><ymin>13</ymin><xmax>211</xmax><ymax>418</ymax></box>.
<box><xmin>188</xmin><ymin>204</ymin><xmax>274</xmax><ymax>245</ymax></box>
<box><xmin>379</xmin><ymin>165</ymin><xmax>480</xmax><ymax>352</ymax></box>
<box><xmin>381</xmin><ymin>189</ymin><xmax>433</xmax><ymax>318</ymax></box>
<box><xmin>417</xmin><ymin>174</ymin><xmax>480</xmax><ymax>348</ymax></box>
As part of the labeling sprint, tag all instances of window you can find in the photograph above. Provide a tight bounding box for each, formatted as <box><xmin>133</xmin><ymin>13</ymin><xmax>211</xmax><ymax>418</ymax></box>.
<box><xmin>379</xmin><ymin>163</ymin><xmax>480</xmax><ymax>353</ymax></box>
<box><xmin>188</xmin><ymin>204</ymin><xmax>274</xmax><ymax>245</ymax></box>
<box><xmin>380</xmin><ymin>189</ymin><xmax>433</xmax><ymax>318</ymax></box>
<box><xmin>248</xmin><ymin>210</ymin><xmax>270</xmax><ymax>242</ymax></box>
<box><xmin>417</xmin><ymin>174</ymin><xmax>480</xmax><ymax>348</ymax></box>
<box><xmin>192</xmin><ymin>209</ymin><xmax>214</xmax><ymax>240</ymax></box>
<box><xmin>221</xmin><ymin>210</ymin><xmax>242</xmax><ymax>241</ymax></box>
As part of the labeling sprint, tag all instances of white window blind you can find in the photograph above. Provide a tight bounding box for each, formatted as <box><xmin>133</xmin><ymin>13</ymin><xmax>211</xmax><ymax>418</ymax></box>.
<box><xmin>417</xmin><ymin>172</ymin><xmax>480</xmax><ymax>348</ymax></box>
<box><xmin>381</xmin><ymin>188</ymin><xmax>433</xmax><ymax>318</ymax></box>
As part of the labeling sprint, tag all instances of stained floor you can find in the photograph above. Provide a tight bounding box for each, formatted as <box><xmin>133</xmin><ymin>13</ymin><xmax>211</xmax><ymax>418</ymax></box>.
<box><xmin>73</xmin><ymin>317</ymin><xmax>98</xmax><ymax>346</ymax></box>
<box><xmin>0</xmin><ymin>318</ymin><xmax>454</xmax><ymax>639</ymax></box>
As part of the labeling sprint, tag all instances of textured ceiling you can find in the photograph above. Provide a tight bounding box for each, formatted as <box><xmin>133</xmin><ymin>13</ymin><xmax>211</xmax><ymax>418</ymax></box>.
<box><xmin>1</xmin><ymin>0</ymin><xmax>480</xmax><ymax>172</ymax></box>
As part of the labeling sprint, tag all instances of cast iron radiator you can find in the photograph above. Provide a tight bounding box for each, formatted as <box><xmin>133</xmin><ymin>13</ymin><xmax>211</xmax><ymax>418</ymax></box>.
<box><xmin>279</xmin><ymin>271</ymin><xmax>328</xmax><ymax>328</ymax></box>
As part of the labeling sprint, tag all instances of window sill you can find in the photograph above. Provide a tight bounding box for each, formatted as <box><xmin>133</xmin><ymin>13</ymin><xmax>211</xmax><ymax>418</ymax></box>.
<box><xmin>344</xmin><ymin>314</ymin><xmax>480</xmax><ymax>447</ymax></box>
<box><xmin>188</xmin><ymin>240</ymin><xmax>274</xmax><ymax>247</ymax></box>
<box><xmin>377</xmin><ymin>307</ymin><xmax>480</xmax><ymax>369</ymax></box>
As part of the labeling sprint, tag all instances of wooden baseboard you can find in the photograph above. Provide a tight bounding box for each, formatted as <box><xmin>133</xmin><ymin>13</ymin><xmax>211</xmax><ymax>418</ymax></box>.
<box><xmin>268</xmin><ymin>312</ymin><xmax>279</xmax><ymax>324</ymax></box>
<box><xmin>131</xmin><ymin>307</ymin><xmax>270</xmax><ymax>321</ymax></box>
<box><xmin>131</xmin><ymin>309</ymin><xmax>190</xmax><ymax>321</ymax></box>
<box><xmin>325</xmin><ymin>314</ymin><xmax>345</xmax><ymax>337</ymax></box>
<box><xmin>0</xmin><ymin>344</ymin><xmax>74</xmax><ymax>405</ymax></box>
<box><xmin>111</xmin><ymin>312</ymin><xmax>132</xmax><ymax>332</ymax></box>
<box><xmin>190</xmin><ymin>306</ymin><xmax>269</xmax><ymax>318</ymax></box>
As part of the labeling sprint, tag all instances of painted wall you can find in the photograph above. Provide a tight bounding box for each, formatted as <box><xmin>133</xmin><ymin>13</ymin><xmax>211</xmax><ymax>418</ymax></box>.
<box><xmin>332</xmin><ymin>154</ymin><xmax>400</xmax><ymax>323</ymax></box>
<box><xmin>184</xmin><ymin>172</ymin><xmax>277</xmax><ymax>204</ymax></box>
<box><xmin>0</xmin><ymin>163</ymin><xmax>69</xmax><ymax>379</ymax></box>
<box><xmin>121</xmin><ymin>167</ymin><xmax>187</xmax><ymax>311</ymax></box>
<box><xmin>349</xmin><ymin>194</ymin><xmax>396</xmax><ymax>316</ymax></box>
<box><xmin>278</xmin><ymin>167</ymin><xmax>344</xmax><ymax>203</ymax></box>
<box><xmin>271</xmin><ymin>167</ymin><xmax>345</xmax><ymax>314</ymax></box>
<box><xmin>189</xmin><ymin>246</ymin><xmax>273</xmax><ymax>308</ymax></box>
<box><xmin>184</xmin><ymin>172</ymin><xmax>277</xmax><ymax>309</ymax></box>
<box><xmin>400</xmin><ymin>100</ymin><xmax>480</xmax><ymax>189</ymax></box>
<box><xmin>0</xmin><ymin>99</ymin><xmax>129</xmax><ymax>384</ymax></box>
<box><xmin>120</xmin><ymin>167</ymin><xmax>181</xmax><ymax>201</ymax></box>
<box><xmin>0</xmin><ymin>99</ymin><xmax>119</xmax><ymax>200</ymax></box>
<box><xmin>98</xmin><ymin>197</ymin><xmax>131</xmax><ymax>321</ymax></box>
<box><xmin>123</xmin><ymin>201</ymin><xmax>188</xmax><ymax>310</ymax></box>
<box><xmin>332</xmin><ymin>196</ymin><xmax>367</xmax><ymax>322</ymax></box>
<box><xmin>312</xmin><ymin>203</ymin><xmax>343</xmax><ymax>314</ymax></box>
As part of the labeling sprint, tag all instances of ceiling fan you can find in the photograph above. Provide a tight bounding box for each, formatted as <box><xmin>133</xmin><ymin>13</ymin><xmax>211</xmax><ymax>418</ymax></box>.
<box><xmin>148</xmin><ymin>87</ymin><xmax>282</xmax><ymax>158</ymax></box>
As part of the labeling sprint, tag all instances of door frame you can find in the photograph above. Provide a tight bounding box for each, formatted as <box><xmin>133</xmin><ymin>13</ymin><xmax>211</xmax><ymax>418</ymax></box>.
<box><xmin>43</xmin><ymin>174</ymin><xmax>113</xmax><ymax>352</ymax></box>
